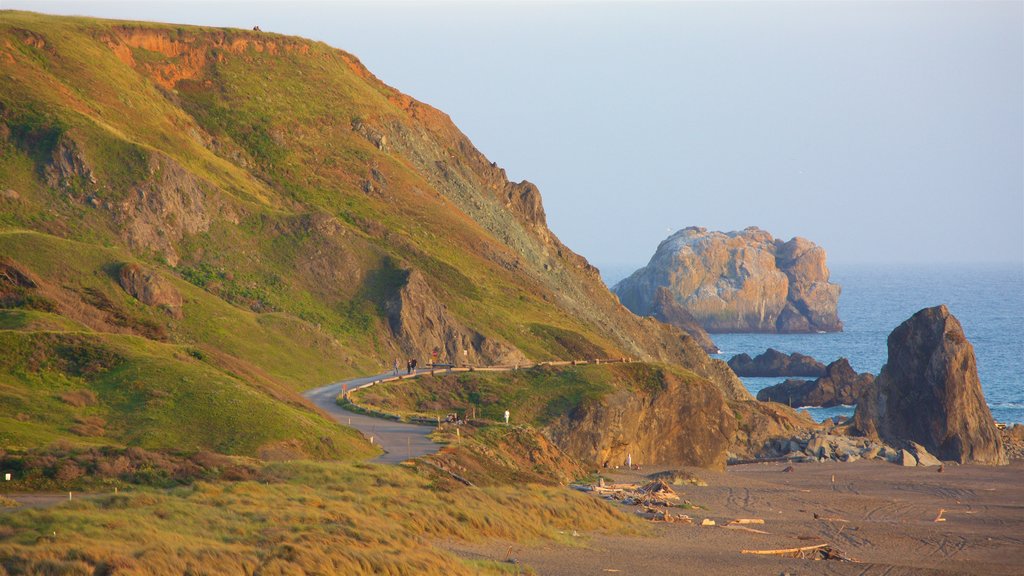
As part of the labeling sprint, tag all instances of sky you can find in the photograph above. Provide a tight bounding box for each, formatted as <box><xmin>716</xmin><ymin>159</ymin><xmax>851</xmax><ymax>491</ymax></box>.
<box><xmin>6</xmin><ymin>1</ymin><xmax>1023</xmax><ymax>276</ymax></box>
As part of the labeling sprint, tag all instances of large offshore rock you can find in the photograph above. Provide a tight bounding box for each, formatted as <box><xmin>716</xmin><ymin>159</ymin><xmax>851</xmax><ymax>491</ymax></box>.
<box><xmin>614</xmin><ymin>227</ymin><xmax>841</xmax><ymax>333</ymax></box>
<box><xmin>756</xmin><ymin>358</ymin><xmax>874</xmax><ymax>408</ymax></box>
<box><xmin>853</xmin><ymin>305</ymin><xmax>1006</xmax><ymax>465</ymax></box>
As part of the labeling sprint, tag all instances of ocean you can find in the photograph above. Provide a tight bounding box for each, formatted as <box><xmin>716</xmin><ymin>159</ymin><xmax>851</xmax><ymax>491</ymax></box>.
<box><xmin>606</xmin><ymin>263</ymin><xmax>1024</xmax><ymax>425</ymax></box>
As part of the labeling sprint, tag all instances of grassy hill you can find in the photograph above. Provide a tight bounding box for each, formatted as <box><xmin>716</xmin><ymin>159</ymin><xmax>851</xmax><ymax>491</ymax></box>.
<box><xmin>0</xmin><ymin>10</ymin><xmax>741</xmax><ymax>458</ymax></box>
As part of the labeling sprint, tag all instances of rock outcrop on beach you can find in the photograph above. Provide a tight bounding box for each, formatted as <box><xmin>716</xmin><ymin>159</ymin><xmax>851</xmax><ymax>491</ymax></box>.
<box><xmin>614</xmin><ymin>227</ymin><xmax>842</xmax><ymax>333</ymax></box>
<box><xmin>853</xmin><ymin>305</ymin><xmax>1006</xmax><ymax>465</ymax></box>
<box><xmin>756</xmin><ymin>358</ymin><xmax>874</xmax><ymax>408</ymax></box>
<box><xmin>728</xmin><ymin>348</ymin><xmax>827</xmax><ymax>377</ymax></box>
<box><xmin>548</xmin><ymin>368</ymin><xmax>737</xmax><ymax>469</ymax></box>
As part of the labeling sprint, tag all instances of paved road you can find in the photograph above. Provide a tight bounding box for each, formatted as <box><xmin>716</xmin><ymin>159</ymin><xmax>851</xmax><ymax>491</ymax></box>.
<box><xmin>303</xmin><ymin>369</ymin><xmax>441</xmax><ymax>465</ymax></box>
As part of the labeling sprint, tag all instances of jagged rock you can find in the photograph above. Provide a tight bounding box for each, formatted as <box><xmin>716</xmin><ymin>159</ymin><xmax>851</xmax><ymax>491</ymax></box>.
<box><xmin>898</xmin><ymin>449</ymin><xmax>917</xmax><ymax>467</ymax></box>
<box><xmin>383</xmin><ymin>268</ymin><xmax>527</xmax><ymax>366</ymax></box>
<box><xmin>805</xmin><ymin>436</ymin><xmax>828</xmax><ymax>458</ymax></box>
<box><xmin>728</xmin><ymin>348</ymin><xmax>826</xmax><ymax>377</ymax></box>
<box><xmin>999</xmin><ymin>425</ymin><xmax>1024</xmax><ymax>460</ymax></box>
<box><xmin>756</xmin><ymin>358</ymin><xmax>874</xmax><ymax>408</ymax></box>
<box><xmin>909</xmin><ymin>442</ymin><xmax>943</xmax><ymax>467</ymax></box>
<box><xmin>118</xmin><ymin>263</ymin><xmax>183</xmax><ymax>318</ymax></box>
<box><xmin>45</xmin><ymin>134</ymin><xmax>97</xmax><ymax>190</ymax></box>
<box><xmin>614</xmin><ymin>227</ymin><xmax>842</xmax><ymax>333</ymax></box>
<box><xmin>115</xmin><ymin>154</ymin><xmax>223</xmax><ymax>267</ymax></box>
<box><xmin>854</xmin><ymin>305</ymin><xmax>1006</xmax><ymax>465</ymax></box>
<box><xmin>861</xmin><ymin>445</ymin><xmax>881</xmax><ymax>460</ymax></box>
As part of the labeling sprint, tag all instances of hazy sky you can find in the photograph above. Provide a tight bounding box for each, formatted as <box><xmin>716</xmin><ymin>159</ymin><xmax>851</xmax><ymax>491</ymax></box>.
<box><xmin>7</xmin><ymin>1</ymin><xmax>1023</xmax><ymax>272</ymax></box>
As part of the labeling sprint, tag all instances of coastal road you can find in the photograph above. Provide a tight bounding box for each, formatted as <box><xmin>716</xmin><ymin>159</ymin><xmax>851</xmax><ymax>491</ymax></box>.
<box><xmin>303</xmin><ymin>369</ymin><xmax>442</xmax><ymax>465</ymax></box>
<box><xmin>305</xmin><ymin>359</ymin><xmax>631</xmax><ymax>464</ymax></box>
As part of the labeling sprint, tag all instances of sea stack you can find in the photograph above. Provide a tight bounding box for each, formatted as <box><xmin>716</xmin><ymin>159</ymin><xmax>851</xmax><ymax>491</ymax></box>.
<box><xmin>728</xmin><ymin>348</ymin><xmax>827</xmax><ymax>377</ymax></box>
<box><xmin>853</xmin><ymin>305</ymin><xmax>1006</xmax><ymax>465</ymax></box>
<box><xmin>614</xmin><ymin>227</ymin><xmax>841</xmax><ymax>333</ymax></box>
<box><xmin>756</xmin><ymin>358</ymin><xmax>874</xmax><ymax>408</ymax></box>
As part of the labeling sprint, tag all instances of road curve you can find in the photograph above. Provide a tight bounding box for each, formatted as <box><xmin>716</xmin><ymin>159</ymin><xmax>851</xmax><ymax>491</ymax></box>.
<box><xmin>305</xmin><ymin>359</ymin><xmax>632</xmax><ymax>465</ymax></box>
<box><xmin>303</xmin><ymin>370</ymin><xmax>441</xmax><ymax>465</ymax></box>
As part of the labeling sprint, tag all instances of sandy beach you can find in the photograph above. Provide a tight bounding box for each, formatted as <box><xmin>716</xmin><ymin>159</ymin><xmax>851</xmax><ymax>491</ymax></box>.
<box><xmin>449</xmin><ymin>459</ymin><xmax>1024</xmax><ymax>575</ymax></box>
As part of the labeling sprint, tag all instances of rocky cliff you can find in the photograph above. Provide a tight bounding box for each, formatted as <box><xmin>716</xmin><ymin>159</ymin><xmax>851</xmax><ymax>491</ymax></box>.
<box><xmin>853</xmin><ymin>306</ymin><xmax>1006</xmax><ymax>465</ymax></box>
<box><xmin>614</xmin><ymin>227</ymin><xmax>842</xmax><ymax>333</ymax></box>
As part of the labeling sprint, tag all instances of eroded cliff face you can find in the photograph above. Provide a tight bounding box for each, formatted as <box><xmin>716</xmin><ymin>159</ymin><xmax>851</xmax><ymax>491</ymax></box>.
<box><xmin>853</xmin><ymin>306</ymin><xmax>1006</xmax><ymax>465</ymax></box>
<box><xmin>547</xmin><ymin>370</ymin><xmax>737</xmax><ymax>469</ymax></box>
<box><xmin>383</xmin><ymin>269</ymin><xmax>527</xmax><ymax>366</ymax></box>
<box><xmin>614</xmin><ymin>227</ymin><xmax>841</xmax><ymax>333</ymax></box>
<box><xmin>545</xmin><ymin>366</ymin><xmax>811</xmax><ymax>468</ymax></box>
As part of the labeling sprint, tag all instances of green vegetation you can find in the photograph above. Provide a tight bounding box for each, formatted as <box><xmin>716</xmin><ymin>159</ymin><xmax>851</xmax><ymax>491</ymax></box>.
<box><xmin>351</xmin><ymin>362</ymin><xmax>678</xmax><ymax>426</ymax></box>
<box><xmin>0</xmin><ymin>10</ymin><xmax>643</xmax><ymax>463</ymax></box>
<box><xmin>0</xmin><ymin>330</ymin><xmax>373</xmax><ymax>459</ymax></box>
<box><xmin>0</xmin><ymin>12</ymin><xmax>677</xmax><ymax>570</ymax></box>
<box><xmin>0</xmin><ymin>460</ymin><xmax>639</xmax><ymax>574</ymax></box>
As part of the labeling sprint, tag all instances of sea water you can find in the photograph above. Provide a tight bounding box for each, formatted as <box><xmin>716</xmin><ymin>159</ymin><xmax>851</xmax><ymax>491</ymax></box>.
<box><xmin>708</xmin><ymin>263</ymin><xmax>1024</xmax><ymax>425</ymax></box>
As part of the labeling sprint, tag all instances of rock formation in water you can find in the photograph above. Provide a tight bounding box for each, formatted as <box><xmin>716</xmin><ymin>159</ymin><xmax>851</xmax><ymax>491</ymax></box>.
<box><xmin>728</xmin><ymin>348</ymin><xmax>827</xmax><ymax>377</ymax></box>
<box><xmin>614</xmin><ymin>227</ymin><xmax>842</xmax><ymax>333</ymax></box>
<box><xmin>853</xmin><ymin>305</ymin><xmax>1006</xmax><ymax>465</ymax></box>
<box><xmin>756</xmin><ymin>358</ymin><xmax>874</xmax><ymax>408</ymax></box>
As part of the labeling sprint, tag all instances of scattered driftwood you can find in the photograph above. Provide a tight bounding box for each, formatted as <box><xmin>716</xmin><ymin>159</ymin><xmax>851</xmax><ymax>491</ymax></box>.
<box><xmin>576</xmin><ymin>480</ymin><xmax>685</xmax><ymax>508</ymax></box>
<box><xmin>635</xmin><ymin>507</ymin><xmax>693</xmax><ymax>523</ymax></box>
<box><xmin>742</xmin><ymin>543</ymin><xmax>828</xmax><ymax>556</ymax></box>
<box><xmin>741</xmin><ymin>543</ymin><xmax>855</xmax><ymax>561</ymax></box>
<box><xmin>700</xmin><ymin>518</ymin><xmax>716</xmax><ymax>526</ymax></box>
<box><xmin>934</xmin><ymin>508</ymin><xmax>946</xmax><ymax>522</ymax></box>
<box><xmin>727</xmin><ymin>518</ymin><xmax>765</xmax><ymax>525</ymax></box>
<box><xmin>635</xmin><ymin>480</ymin><xmax>681</xmax><ymax>504</ymax></box>
<box><xmin>723</xmin><ymin>525</ymin><xmax>770</xmax><ymax>535</ymax></box>
<box><xmin>813</xmin><ymin>513</ymin><xmax>849</xmax><ymax>523</ymax></box>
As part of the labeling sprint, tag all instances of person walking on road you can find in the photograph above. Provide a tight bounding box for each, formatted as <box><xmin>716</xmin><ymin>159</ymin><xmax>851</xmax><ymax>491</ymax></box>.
<box><xmin>393</xmin><ymin>358</ymin><xmax>399</xmax><ymax>376</ymax></box>
<box><xmin>406</xmin><ymin>359</ymin><xmax>412</xmax><ymax>375</ymax></box>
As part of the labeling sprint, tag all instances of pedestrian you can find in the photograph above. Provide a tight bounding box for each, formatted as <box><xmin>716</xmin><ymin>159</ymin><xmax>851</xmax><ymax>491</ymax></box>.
<box><xmin>504</xmin><ymin>410</ymin><xmax>510</xmax><ymax>425</ymax></box>
<box><xmin>411</xmin><ymin>358</ymin><xmax>418</xmax><ymax>372</ymax></box>
<box><xmin>406</xmin><ymin>359</ymin><xmax>412</xmax><ymax>375</ymax></box>
<box><xmin>393</xmin><ymin>358</ymin><xmax>399</xmax><ymax>376</ymax></box>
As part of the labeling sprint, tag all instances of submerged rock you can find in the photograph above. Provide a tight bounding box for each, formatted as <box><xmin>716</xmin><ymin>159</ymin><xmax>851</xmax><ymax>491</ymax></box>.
<box><xmin>853</xmin><ymin>305</ymin><xmax>1006</xmax><ymax>465</ymax></box>
<box><xmin>728</xmin><ymin>348</ymin><xmax>827</xmax><ymax>377</ymax></box>
<box><xmin>614</xmin><ymin>227</ymin><xmax>841</xmax><ymax>333</ymax></box>
<box><xmin>756</xmin><ymin>358</ymin><xmax>874</xmax><ymax>408</ymax></box>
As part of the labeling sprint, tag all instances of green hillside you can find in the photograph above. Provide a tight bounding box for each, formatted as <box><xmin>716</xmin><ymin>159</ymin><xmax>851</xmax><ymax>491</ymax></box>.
<box><xmin>0</xmin><ymin>10</ymin><xmax>742</xmax><ymax>458</ymax></box>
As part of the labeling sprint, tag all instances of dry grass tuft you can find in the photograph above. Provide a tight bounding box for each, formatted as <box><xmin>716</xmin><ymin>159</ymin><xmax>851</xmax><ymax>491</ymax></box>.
<box><xmin>58</xmin><ymin>389</ymin><xmax>98</xmax><ymax>408</ymax></box>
